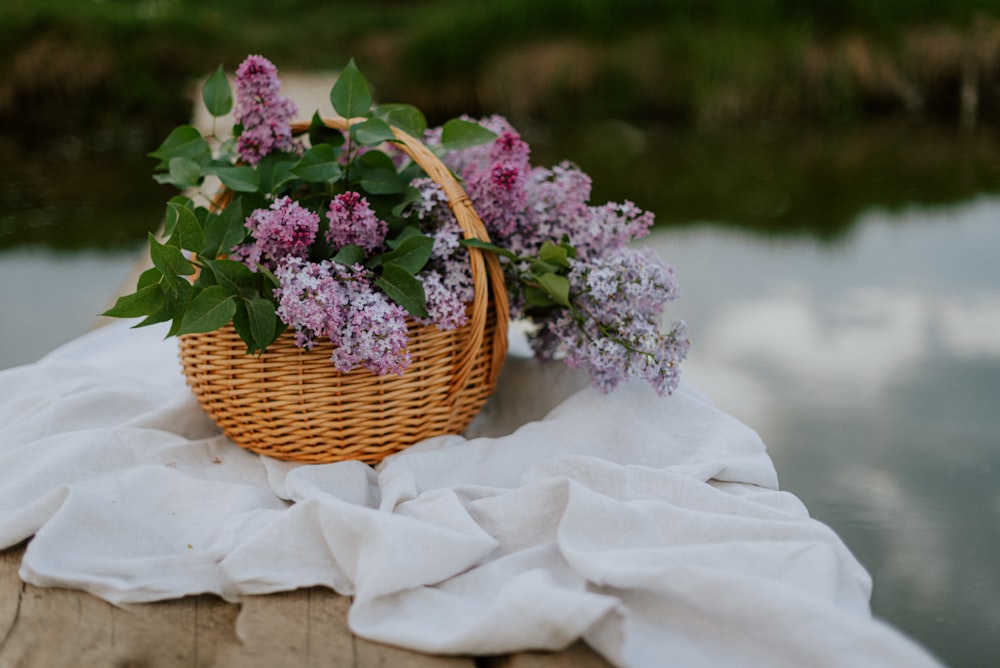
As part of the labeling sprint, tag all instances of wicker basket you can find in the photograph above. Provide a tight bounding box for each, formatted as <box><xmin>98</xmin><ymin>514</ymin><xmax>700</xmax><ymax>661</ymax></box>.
<box><xmin>178</xmin><ymin>117</ymin><xmax>509</xmax><ymax>464</ymax></box>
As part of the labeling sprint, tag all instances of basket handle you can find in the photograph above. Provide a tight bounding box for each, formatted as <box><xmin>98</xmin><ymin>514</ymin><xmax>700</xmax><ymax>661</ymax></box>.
<box><xmin>289</xmin><ymin>117</ymin><xmax>509</xmax><ymax>397</ymax></box>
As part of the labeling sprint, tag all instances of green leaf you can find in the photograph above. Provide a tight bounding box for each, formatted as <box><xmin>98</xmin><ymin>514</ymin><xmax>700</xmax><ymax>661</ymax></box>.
<box><xmin>385</xmin><ymin>225</ymin><xmax>421</xmax><ymax>249</ymax></box>
<box><xmin>231</xmin><ymin>301</ymin><xmax>254</xmax><ymax>353</ymax></box>
<box><xmin>256</xmin><ymin>263</ymin><xmax>281</xmax><ymax>289</ymax></box>
<box><xmin>461</xmin><ymin>238</ymin><xmax>520</xmax><ymax>262</ymax></box>
<box><xmin>369</xmin><ymin>234</ymin><xmax>432</xmax><ymax>273</ymax></box>
<box><xmin>163</xmin><ymin>157</ymin><xmax>203</xmax><ymax>190</ymax></box>
<box><xmin>149</xmin><ymin>234</ymin><xmax>195</xmax><ymax>292</ymax></box>
<box><xmin>538</xmin><ymin>240</ymin><xmax>572</xmax><ymax>270</ymax></box>
<box><xmin>439</xmin><ymin>119</ymin><xmax>497</xmax><ymax>152</ymax></box>
<box><xmin>149</xmin><ymin>126</ymin><xmax>211</xmax><ymax>167</ymax></box>
<box><xmin>358</xmin><ymin>149</ymin><xmax>397</xmax><ymax>170</ymax></box>
<box><xmin>291</xmin><ymin>144</ymin><xmax>344</xmax><ymax>183</ymax></box>
<box><xmin>136</xmin><ymin>267</ymin><xmax>161</xmax><ymax>290</ymax></box>
<box><xmin>137</xmin><ymin>276</ymin><xmax>191</xmax><ymax>329</ymax></box>
<box><xmin>271</xmin><ymin>161</ymin><xmax>299</xmax><ymax>194</ymax></box>
<box><xmin>246</xmin><ymin>297</ymin><xmax>279</xmax><ymax>351</ymax></box>
<box><xmin>330</xmin><ymin>58</ymin><xmax>372</xmax><ymax>119</ymax></box>
<box><xmin>535</xmin><ymin>272</ymin><xmax>571</xmax><ymax>307</ymax></box>
<box><xmin>204</xmin><ymin>258</ymin><xmax>255</xmax><ymax>295</ymax></box>
<box><xmin>524</xmin><ymin>286</ymin><xmax>556</xmax><ymax>309</ymax></box>
<box><xmin>374</xmin><ymin>103</ymin><xmax>427</xmax><ymax>138</ymax></box>
<box><xmin>202</xmin><ymin>65</ymin><xmax>232</xmax><ymax>117</ymax></box>
<box><xmin>176</xmin><ymin>286</ymin><xmax>237</xmax><ymax>335</ymax></box>
<box><xmin>165</xmin><ymin>202</ymin><xmax>205</xmax><ymax>253</ymax></box>
<box><xmin>530</xmin><ymin>260</ymin><xmax>561</xmax><ymax>276</ymax></box>
<box><xmin>349</xmin><ymin>150</ymin><xmax>401</xmax><ymax>195</ymax></box>
<box><xmin>255</xmin><ymin>153</ymin><xmax>299</xmax><ymax>195</ymax></box>
<box><xmin>375</xmin><ymin>264</ymin><xmax>427</xmax><ymax>318</ymax></box>
<box><xmin>102</xmin><ymin>282</ymin><xmax>165</xmax><ymax>318</ymax></box>
<box><xmin>352</xmin><ymin>117</ymin><xmax>398</xmax><ymax>146</ymax></box>
<box><xmin>360</xmin><ymin>169</ymin><xmax>404</xmax><ymax>195</ymax></box>
<box><xmin>332</xmin><ymin>244</ymin><xmax>365</xmax><ymax>266</ymax></box>
<box><xmin>309</xmin><ymin>111</ymin><xmax>347</xmax><ymax>148</ymax></box>
<box><xmin>202</xmin><ymin>199</ymin><xmax>246</xmax><ymax>258</ymax></box>
<box><xmin>391</xmin><ymin>186</ymin><xmax>422</xmax><ymax>218</ymax></box>
<box><xmin>210</xmin><ymin>165</ymin><xmax>258</xmax><ymax>193</ymax></box>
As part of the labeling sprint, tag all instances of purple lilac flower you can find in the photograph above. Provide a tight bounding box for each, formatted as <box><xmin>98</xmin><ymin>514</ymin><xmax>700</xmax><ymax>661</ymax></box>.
<box><xmin>528</xmin><ymin>247</ymin><xmax>689</xmax><ymax>395</ymax></box>
<box><xmin>575</xmin><ymin>246</ymin><xmax>679</xmax><ymax>318</ymax></box>
<box><xmin>230</xmin><ymin>196</ymin><xmax>318</xmax><ymax>271</ymax></box>
<box><xmin>581</xmin><ymin>200</ymin><xmax>655</xmax><ymax>253</ymax></box>
<box><xmin>406</xmin><ymin>177</ymin><xmax>475</xmax><ymax>326</ymax></box>
<box><xmin>274</xmin><ymin>257</ymin><xmax>411</xmax><ymax>375</ymax></box>
<box><xmin>512</xmin><ymin>161</ymin><xmax>594</xmax><ymax>256</ymax></box>
<box><xmin>437</xmin><ymin>118</ymin><xmax>656</xmax><ymax>262</ymax></box>
<box><xmin>233</xmin><ymin>55</ymin><xmax>299</xmax><ymax>166</ymax></box>
<box><xmin>416</xmin><ymin>269</ymin><xmax>469</xmax><ymax>331</ymax></box>
<box><xmin>331</xmin><ymin>280</ymin><xmax>411</xmax><ymax>376</ymax></box>
<box><xmin>325</xmin><ymin>191</ymin><xmax>387</xmax><ymax>253</ymax></box>
<box><xmin>273</xmin><ymin>257</ymin><xmax>348</xmax><ymax>348</ymax></box>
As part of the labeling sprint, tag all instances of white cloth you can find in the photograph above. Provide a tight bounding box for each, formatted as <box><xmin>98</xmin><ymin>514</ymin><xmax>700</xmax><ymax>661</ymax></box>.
<box><xmin>0</xmin><ymin>320</ymin><xmax>940</xmax><ymax>667</ymax></box>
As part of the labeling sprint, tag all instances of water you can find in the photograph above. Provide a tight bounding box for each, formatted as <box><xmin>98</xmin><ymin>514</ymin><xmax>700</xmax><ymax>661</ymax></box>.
<box><xmin>644</xmin><ymin>200</ymin><xmax>1000</xmax><ymax>665</ymax></box>
<box><xmin>0</xmin><ymin>246</ymin><xmax>143</xmax><ymax>369</ymax></box>
<box><xmin>1</xmin><ymin>121</ymin><xmax>998</xmax><ymax>666</ymax></box>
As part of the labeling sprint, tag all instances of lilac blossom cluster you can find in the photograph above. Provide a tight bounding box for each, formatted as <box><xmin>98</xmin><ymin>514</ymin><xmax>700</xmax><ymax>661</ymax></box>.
<box><xmin>532</xmin><ymin>248</ymin><xmax>690</xmax><ymax>395</ymax></box>
<box><xmin>417</xmin><ymin>116</ymin><xmax>688</xmax><ymax>395</ymax></box>
<box><xmin>273</xmin><ymin>258</ymin><xmax>411</xmax><ymax>376</ymax></box>
<box><xmin>405</xmin><ymin>177</ymin><xmax>474</xmax><ymax>330</ymax></box>
<box><xmin>233</xmin><ymin>55</ymin><xmax>300</xmax><ymax>166</ymax></box>
<box><xmin>325</xmin><ymin>192</ymin><xmax>387</xmax><ymax>252</ymax></box>
<box><xmin>428</xmin><ymin>115</ymin><xmax>654</xmax><ymax>259</ymax></box>
<box><xmin>230</xmin><ymin>196</ymin><xmax>318</xmax><ymax>270</ymax></box>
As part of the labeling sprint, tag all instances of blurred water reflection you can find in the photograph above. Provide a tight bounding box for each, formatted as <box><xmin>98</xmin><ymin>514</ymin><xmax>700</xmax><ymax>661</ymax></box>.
<box><xmin>644</xmin><ymin>197</ymin><xmax>1000</xmax><ymax>666</ymax></box>
<box><xmin>0</xmin><ymin>247</ymin><xmax>142</xmax><ymax>368</ymax></box>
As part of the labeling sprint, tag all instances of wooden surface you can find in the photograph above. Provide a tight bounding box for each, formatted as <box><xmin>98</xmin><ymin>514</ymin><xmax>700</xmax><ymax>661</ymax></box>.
<box><xmin>1</xmin><ymin>543</ymin><xmax>610</xmax><ymax>668</ymax></box>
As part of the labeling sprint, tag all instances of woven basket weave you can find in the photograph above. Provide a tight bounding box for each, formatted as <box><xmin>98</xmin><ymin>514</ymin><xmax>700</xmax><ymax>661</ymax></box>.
<box><xmin>178</xmin><ymin>117</ymin><xmax>509</xmax><ymax>464</ymax></box>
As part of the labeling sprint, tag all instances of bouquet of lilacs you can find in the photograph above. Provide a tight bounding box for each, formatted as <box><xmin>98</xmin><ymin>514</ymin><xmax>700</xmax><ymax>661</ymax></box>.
<box><xmin>106</xmin><ymin>55</ymin><xmax>689</xmax><ymax>395</ymax></box>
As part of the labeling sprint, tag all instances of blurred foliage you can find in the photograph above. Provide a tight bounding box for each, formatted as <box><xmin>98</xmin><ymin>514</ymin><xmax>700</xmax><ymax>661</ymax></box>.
<box><xmin>5</xmin><ymin>115</ymin><xmax>1000</xmax><ymax>252</ymax></box>
<box><xmin>3</xmin><ymin>0</ymin><xmax>1000</xmax><ymax>250</ymax></box>
<box><xmin>4</xmin><ymin>0</ymin><xmax>1000</xmax><ymax>127</ymax></box>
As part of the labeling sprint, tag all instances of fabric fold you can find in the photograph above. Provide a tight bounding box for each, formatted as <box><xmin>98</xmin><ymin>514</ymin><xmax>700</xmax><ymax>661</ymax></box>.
<box><xmin>0</xmin><ymin>320</ymin><xmax>942</xmax><ymax>667</ymax></box>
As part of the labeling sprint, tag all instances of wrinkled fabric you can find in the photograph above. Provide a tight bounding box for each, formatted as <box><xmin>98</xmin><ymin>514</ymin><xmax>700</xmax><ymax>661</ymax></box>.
<box><xmin>0</xmin><ymin>321</ymin><xmax>941</xmax><ymax>667</ymax></box>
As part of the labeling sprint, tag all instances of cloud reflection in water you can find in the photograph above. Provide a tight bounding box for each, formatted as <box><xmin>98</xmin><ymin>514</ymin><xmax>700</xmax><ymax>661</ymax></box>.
<box><xmin>642</xmin><ymin>196</ymin><xmax>1000</xmax><ymax>665</ymax></box>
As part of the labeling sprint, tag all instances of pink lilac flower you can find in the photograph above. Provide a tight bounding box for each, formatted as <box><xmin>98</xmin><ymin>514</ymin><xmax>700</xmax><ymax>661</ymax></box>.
<box><xmin>231</xmin><ymin>196</ymin><xmax>318</xmax><ymax>271</ymax></box>
<box><xmin>456</xmin><ymin>128</ymin><xmax>530</xmax><ymax>239</ymax></box>
<box><xmin>233</xmin><ymin>55</ymin><xmax>299</xmax><ymax>166</ymax></box>
<box><xmin>325</xmin><ymin>191</ymin><xmax>387</xmax><ymax>252</ymax></box>
<box><xmin>437</xmin><ymin>118</ymin><xmax>656</xmax><ymax>262</ymax></box>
